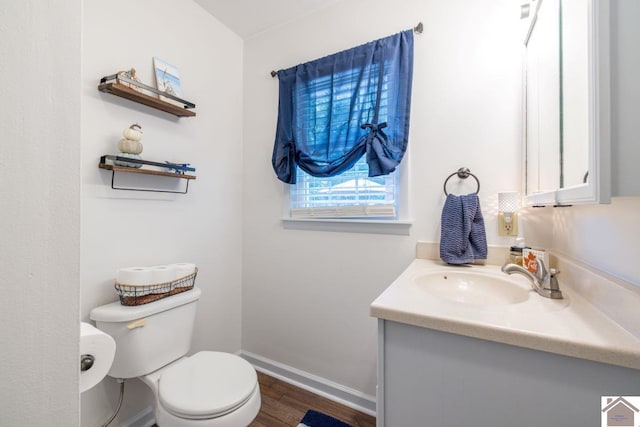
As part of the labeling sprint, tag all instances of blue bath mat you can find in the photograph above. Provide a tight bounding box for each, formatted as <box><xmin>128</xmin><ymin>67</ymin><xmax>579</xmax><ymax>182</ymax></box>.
<box><xmin>297</xmin><ymin>410</ymin><xmax>353</xmax><ymax>427</ymax></box>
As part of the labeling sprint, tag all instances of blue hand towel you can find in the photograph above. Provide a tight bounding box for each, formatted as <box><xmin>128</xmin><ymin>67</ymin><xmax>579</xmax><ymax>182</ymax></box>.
<box><xmin>440</xmin><ymin>193</ymin><xmax>488</xmax><ymax>264</ymax></box>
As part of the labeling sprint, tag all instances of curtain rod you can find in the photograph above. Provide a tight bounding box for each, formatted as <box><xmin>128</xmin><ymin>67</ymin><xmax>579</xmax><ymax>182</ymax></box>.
<box><xmin>270</xmin><ymin>22</ymin><xmax>423</xmax><ymax>78</ymax></box>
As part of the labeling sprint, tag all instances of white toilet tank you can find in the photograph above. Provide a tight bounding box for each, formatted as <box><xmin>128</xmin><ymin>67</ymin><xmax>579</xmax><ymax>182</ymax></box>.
<box><xmin>90</xmin><ymin>287</ymin><xmax>202</xmax><ymax>379</ymax></box>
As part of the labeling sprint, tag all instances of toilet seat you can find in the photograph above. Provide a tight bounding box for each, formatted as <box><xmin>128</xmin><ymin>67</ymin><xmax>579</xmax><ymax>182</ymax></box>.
<box><xmin>158</xmin><ymin>352</ymin><xmax>258</xmax><ymax>420</ymax></box>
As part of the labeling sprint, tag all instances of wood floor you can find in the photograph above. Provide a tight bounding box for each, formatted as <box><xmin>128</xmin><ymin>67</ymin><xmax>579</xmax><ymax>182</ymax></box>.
<box><xmin>250</xmin><ymin>372</ymin><xmax>376</xmax><ymax>427</ymax></box>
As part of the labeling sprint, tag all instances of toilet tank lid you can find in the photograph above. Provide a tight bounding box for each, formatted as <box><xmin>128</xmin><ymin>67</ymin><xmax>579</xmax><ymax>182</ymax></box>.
<box><xmin>90</xmin><ymin>287</ymin><xmax>202</xmax><ymax>323</ymax></box>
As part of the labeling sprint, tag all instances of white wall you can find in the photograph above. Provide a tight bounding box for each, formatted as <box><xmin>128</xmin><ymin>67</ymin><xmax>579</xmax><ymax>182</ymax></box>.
<box><xmin>0</xmin><ymin>1</ymin><xmax>82</xmax><ymax>426</ymax></box>
<box><xmin>242</xmin><ymin>0</ymin><xmax>523</xmax><ymax>396</ymax></box>
<box><xmin>80</xmin><ymin>1</ymin><xmax>243</xmax><ymax>425</ymax></box>
<box><xmin>523</xmin><ymin>198</ymin><xmax>640</xmax><ymax>287</ymax></box>
<box><xmin>611</xmin><ymin>0</ymin><xmax>640</xmax><ymax>196</ymax></box>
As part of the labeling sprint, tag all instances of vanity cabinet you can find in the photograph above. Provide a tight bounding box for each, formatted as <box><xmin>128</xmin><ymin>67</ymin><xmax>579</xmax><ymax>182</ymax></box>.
<box><xmin>377</xmin><ymin>319</ymin><xmax>640</xmax><ymax>427</ymax></box>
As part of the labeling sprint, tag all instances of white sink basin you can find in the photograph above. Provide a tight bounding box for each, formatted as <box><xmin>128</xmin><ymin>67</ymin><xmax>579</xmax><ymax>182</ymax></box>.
<box><xmin>412</xmin><ymin>270</ymin><xmax>530</xmax><ymax>306</ymax></box>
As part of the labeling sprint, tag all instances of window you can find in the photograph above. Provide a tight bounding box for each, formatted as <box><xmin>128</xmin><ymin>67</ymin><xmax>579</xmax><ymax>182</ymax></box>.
<box><xmin>290</xmin><ymin>157</ymin><xmax>399</xmax><ymax>219</ymax></box>
<box><xmin>272</xmin><ymin>30</ymin><xmax>414</xmax><ymax>220</ymax></box>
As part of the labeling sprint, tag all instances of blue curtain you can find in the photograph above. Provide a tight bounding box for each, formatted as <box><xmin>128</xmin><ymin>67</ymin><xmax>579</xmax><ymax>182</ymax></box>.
<box><xmin>272</xmin><ymin>30</ymin><xmax>414</xmax><ymax>184</ymax></box>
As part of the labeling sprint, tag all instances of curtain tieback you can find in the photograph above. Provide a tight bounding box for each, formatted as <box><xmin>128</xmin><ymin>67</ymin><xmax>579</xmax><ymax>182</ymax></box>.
<box><xmin>360</xmin><ymin>122</ymin><xmax>388</xmax><ymax>133</ymax></box>
<box><xmin>360</xmin><ymin>122</ymin><xmax>398</xmax><ymax>177</ymax></box>
<box><xmin>361</xmin><ymin>122</ymin><xmax>390</xmax><ymax>147</ymax></box>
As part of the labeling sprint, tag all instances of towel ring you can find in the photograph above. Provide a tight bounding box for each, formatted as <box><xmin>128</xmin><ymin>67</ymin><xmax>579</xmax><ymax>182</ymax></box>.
<box><xmin>443</xmin><ymin>167</ymin><xmax>480</xmax><ymax>196</ymax></box>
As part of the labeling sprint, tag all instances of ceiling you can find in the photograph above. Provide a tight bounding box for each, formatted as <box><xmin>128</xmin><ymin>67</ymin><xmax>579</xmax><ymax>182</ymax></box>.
<box><xmin>194</xmin><ymin>0</ymin><xmax>344</xmax><ymax>39</ymax></box>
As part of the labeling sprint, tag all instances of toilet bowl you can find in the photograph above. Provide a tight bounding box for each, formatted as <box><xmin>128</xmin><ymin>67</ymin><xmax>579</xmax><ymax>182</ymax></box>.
<box><xmin>141</xmin><ymin>352</ymin><xmax>261</xmax><ymax>426</ymax></box>
<box><xmin>90</xmin><ymin>287</ymin><xmax>260</xmax><ymax>426</ymax></box>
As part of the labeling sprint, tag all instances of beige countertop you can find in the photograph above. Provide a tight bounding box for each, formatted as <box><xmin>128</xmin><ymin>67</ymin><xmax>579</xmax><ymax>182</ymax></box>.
<box><xmin>370</xmin><ymin>258</ymin><xmax>640</xmax><ymax>371</ymax></box>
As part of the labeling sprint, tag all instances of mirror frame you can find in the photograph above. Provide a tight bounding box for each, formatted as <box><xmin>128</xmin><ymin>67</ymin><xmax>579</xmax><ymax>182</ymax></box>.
<box><xmin>523</xmin><ymin>0</ymin><xmax>611</xmax><ymax>206</ymax></box>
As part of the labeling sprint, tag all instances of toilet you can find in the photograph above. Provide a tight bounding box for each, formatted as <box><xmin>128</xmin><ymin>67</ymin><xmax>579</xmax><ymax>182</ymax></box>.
<box><xmin>90</xmin><ymin>287</ymin><xmax>260</xmax><ymax>427</ymax></box>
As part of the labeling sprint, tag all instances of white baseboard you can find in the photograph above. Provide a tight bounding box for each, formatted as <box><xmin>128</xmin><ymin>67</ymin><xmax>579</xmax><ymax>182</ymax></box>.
<box><xmin>238</xmin><ymin>350</ymin><xmax>377</xmax><ymax>416</ymax></box>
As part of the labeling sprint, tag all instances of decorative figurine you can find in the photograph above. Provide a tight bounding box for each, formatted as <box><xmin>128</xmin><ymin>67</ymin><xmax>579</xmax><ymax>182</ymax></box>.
<box><xmin>114</xmin><ymin>124</ymin><xmax>144</xmax><ymax>168</ymax></box>
<box><xmin>117</xmin><ymin>68</ymin><xmax>144</xmax><ymax>93</ymax></box>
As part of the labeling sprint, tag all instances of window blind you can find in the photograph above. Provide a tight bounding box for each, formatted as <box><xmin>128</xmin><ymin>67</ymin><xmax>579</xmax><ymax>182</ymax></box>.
<box><xmin>290</xmin><ymin>157</ymin><xmax>398</xmax><ymax>219</ymax></box>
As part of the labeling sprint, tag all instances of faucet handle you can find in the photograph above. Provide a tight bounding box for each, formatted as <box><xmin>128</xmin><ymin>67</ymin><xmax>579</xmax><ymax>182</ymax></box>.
<box><xmin>547</xmin><ymin>268</ymin><xmax>562</xmax><ymax>294</ymax></box>
<box><xmin>533</xmin><ymin>255</ymin><xmax>549</xmax><ymax>280</ymax></box>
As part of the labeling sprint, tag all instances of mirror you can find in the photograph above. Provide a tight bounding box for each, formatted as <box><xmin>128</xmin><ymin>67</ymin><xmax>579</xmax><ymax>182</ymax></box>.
<box><xmin>523</xmin><ymin>0</ymin><xmax>610</xmax><ymax>205</ymax></box>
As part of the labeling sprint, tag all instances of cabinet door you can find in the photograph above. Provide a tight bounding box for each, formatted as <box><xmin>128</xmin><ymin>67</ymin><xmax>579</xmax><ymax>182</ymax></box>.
<box><xmin>381</xmin><ymin>320</ymin><xmax>640</xmax><ymax>426</ymax></box>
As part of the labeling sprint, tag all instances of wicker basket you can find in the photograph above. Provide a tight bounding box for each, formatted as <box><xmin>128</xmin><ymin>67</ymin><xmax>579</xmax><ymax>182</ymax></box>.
<box><xmin>114</xmin><ymin>268</ymin><xmax>198</xmax><ymax>306</ymax></box>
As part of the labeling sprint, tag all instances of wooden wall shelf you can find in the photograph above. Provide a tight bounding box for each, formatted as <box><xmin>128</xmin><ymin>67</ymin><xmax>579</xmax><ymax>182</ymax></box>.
<box><xmin>98</xmin><ymin>82</ymin><xmax>196</xmax><ymax>117</ymax></box>
<box><xmin>99</xmin><ymin>163</ymin><xmax>196</xmax><ymax>180</ymax></box>
<box><xmin>99</xmin><ymin>155</ymin><xmax>196</xmax><ymax>194</ymax></box>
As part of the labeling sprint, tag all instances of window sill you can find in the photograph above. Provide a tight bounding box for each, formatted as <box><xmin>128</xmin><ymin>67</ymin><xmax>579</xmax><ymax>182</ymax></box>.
<box><xmin>281</xmin><ymin>218</ymin><xmax>412</xmax><ymax>235</ymax></box>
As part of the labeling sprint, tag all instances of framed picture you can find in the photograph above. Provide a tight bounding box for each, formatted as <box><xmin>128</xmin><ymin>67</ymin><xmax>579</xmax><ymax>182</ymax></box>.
<box><xmin>153</xmin><ymin>57</ymin><xmax>183</xmax><ymax>106</ymax></box>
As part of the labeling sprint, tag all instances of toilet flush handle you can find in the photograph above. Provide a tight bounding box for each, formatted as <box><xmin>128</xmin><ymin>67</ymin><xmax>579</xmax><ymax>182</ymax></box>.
<box><xmin>127</xmin><ymin>319</ymin><xmax>147</xmax><ymax>330</ymax></box>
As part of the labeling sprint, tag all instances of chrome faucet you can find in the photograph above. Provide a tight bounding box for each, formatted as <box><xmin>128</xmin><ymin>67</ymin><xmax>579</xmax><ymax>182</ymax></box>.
<box><xmin>501</xmin><ymin>257</ymin><xmax>563</xmax><ymax>299</ymax></box>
